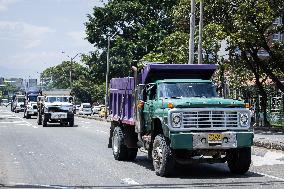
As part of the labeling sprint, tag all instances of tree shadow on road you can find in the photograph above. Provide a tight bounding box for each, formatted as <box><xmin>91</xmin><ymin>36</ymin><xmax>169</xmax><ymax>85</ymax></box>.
<box><xmin>132</xmin><ymin>155</ymin><xmax>264</xmax><ymax>180</ymax></box>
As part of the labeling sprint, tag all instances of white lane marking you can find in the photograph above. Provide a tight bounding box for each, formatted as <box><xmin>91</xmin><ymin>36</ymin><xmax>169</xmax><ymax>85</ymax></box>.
<box><xmin>0</xmin><ymin>121</ymin><xmax>26</xmax><ymax>124</ymax></box>
<box><xmin>9</xmin><ymin>183</ymin><xmax>68</xmax><ymax>189</ymax></box>
<box><xmin>121</xmin><ymin>178</ymin><xmax>140</xmax><ymax>185</ymax></box>
<box><xmin>252</xmin><ymin>151</ymin><xmax>284</xmax><ymax>166</ymax></box>
<box><xmin>95</xmin><ymin>129</ymin><xmax>107</xmax><ymax>134</ymax></box>
<box><xmin>254</xmin><ymin>171</ymin><xmax>284</xmax><ymax>182</ymax></box>
<box><xmin>13</xmin><ymin>113</ymin><xmax>39</xmax><ymax>128</ymax></box>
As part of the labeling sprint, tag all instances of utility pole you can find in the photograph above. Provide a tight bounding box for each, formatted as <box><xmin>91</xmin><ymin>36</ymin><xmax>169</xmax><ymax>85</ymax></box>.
<box><xmin>198</xmin><ymin>0</ymin><xmax>204</xmax><ymax>64</ymax></box>
<box><xmin>188</xmin><ymin>0</ymin><xmax>196</xmax><ymax>64</ymax></box>
<box><xmin>105</xmin><ymin>31</ymin><xmax>118</xmax><ymax>119</ymax></box>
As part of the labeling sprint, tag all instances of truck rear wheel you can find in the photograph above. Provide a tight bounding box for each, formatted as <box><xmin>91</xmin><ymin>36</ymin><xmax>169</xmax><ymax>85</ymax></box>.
<box><xmin>227</xmin><ymin>147</ymin><xmax>251</xmax><ymax>174</ymax></box>
<box><xmin>152</xmin><ymin>134</ymin><xmax>174</xmax><ymax>177</ymax></box>
<box><xmin>112</xmin><ymin>127</ymin><xmax>137</xmax><ymax>161</ymax></box>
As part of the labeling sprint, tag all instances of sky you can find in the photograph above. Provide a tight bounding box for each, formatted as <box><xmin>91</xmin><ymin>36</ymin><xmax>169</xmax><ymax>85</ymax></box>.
<box><xmin>0</xmin><ymin>0</ymin><xmax>104</xmax><ymax>80</ymax></box>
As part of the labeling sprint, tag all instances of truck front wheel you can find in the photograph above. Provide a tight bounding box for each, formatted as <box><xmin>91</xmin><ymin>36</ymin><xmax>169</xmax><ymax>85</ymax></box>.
<box><xmin>42</xmin><ymin>115</ymin><xmax>48</xmax><ymax>127</ymax></box>
<box><xmin>227</xmin><ymin>147</ymin><xmax>251</xmax><ymax>174</ymax></box>
<box><xmin>37</xmin><ymin>114</ymin><xmax>42</xmax><ymax>125</ymax></box>
<box><xmin>152</xmin><ymin>134</ymin><xmax>174</xmax><ymax>177</ymax></box>
<box><xmin>69</xmin><ymin>118</ymin><xmax>74</xmax><ymax>127</ymax></box>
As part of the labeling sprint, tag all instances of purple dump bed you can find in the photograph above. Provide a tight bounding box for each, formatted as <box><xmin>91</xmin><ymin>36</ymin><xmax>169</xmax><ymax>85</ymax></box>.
<box><xmin>109</xmin><ymin>77</ymin><xmax>135</xmax><ymax>125</ymax></box>
<box><xmin>109</xmin><ymin>64</ymin><xmax>216</xmax><ymax>125</ymax></box>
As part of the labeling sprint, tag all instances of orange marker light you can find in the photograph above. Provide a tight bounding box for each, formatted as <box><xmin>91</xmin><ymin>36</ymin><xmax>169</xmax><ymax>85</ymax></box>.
<box><xmin>245</xmin><ymin>103</ymin><xmax>250</xmax><ymax>109</ymax></box>
<box><xmin>168</xmin><ymin>102</ymin><xmax>174</xmax><ymax>109</ymax></box>
<box><xmin>138</xmin><ymin>100</ymin><xmax>144</xmax><ymax>109</ymax></box>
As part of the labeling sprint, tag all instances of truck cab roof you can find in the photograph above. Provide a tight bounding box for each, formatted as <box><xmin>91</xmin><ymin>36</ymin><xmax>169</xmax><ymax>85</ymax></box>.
<box><xmin>156</xmin><ymin>79</ymin><xmax>212</xmax><ymax>84</ymax></box>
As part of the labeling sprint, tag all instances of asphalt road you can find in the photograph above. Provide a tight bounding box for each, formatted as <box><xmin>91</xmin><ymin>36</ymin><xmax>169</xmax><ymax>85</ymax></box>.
<box><xmin>1</xmin><ymin>106</ymin><xmax>284</xmax><ymax>189</ymax></box>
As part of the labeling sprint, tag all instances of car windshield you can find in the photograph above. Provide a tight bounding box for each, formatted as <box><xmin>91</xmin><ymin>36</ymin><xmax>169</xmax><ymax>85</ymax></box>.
<box><xmin>28</xmin><ymin>96</ymin><xmax>37</xmax><ymax>102</ymax></box>
<box><xmin>46</xmin><ymin>96</ymin><xmax>70</xmax><ymax>103</ymax></box>
<box><xmin>159</xmin><ymin>82</ymin><xmax>218</xmax><ymax>98</ymax></box>
<box><xmin>83</xmin><ymin>105</ymin><xmax>91</xmax><ymax>108</ymax></box>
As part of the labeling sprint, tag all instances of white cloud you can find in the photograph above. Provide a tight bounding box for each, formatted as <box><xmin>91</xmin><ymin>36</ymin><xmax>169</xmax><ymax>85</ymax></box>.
<box><xmin>0</xmin><ymin>21</ymin><xmax>55</xmax><ymax>48</ymax></box>
<box><xmin>67</xmin><ymin>30</ymin><xmax>90</xmax><ymax>47</ymax></box>
<box><xmin>0</xmin><ymin>0</ymin><xmax>20</xmax><ymax>12</ymax></box>
<box><xmin>0</xmin><ymin>51</ymin><xmax>63</xmax><ymax>78</ymax></box>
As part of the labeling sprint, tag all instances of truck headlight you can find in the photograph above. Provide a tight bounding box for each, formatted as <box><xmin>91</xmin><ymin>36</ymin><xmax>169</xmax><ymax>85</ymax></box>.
<box><xmin>172</xmin><ymin>113</ymin><xmax>182</xmax><ymax>128</ymax></box>
<box><xmin>239</xmin><ymin>113</ymin><xmax>249</xmax><ymax>127</ymax></box>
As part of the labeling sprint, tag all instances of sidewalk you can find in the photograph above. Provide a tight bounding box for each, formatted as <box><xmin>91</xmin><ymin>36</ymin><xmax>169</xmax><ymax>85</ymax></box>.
<box><xmin>254</xmin><ymin>127</ymin><xmax>284</xmax><ymax>151</ymax></box>
<box><xmin>76</xmin><ymin>114</ymin><xmax>284</xmax><ymax>151</ymax></box>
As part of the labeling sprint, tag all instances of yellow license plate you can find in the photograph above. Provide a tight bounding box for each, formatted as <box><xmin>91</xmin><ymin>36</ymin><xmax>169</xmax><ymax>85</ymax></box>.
<box><xmin>208</xmin><ymin>133</ymin><xmax>223</xmax><ymax>142</ymax></box>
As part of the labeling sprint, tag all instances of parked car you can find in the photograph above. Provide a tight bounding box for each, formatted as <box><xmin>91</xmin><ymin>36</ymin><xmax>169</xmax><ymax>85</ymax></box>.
<box><xmin>92</xmin><ymin>105</ymin><xmax>102</xmax><ymax>115</ymax></box>
<box><xmin>78</xmin><ymin>103</ymin><xmax>92</xmax><ymax>116</ymax></box>
<box><xmin>2</xmin><ymin>99</ymin><xmax>9</xmax><ymax>107</ymax></box>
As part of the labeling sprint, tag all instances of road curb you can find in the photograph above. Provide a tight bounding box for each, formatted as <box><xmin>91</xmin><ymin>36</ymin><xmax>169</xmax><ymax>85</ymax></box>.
<box><xmin>75</xmin><ymin>114</ymin><xmax>111</xmax><ymax>122</ymax></box>
<box><xmin>76</xmin><ymin>115</ymin><xmax>284</xmax><ymax>151</ymax></box>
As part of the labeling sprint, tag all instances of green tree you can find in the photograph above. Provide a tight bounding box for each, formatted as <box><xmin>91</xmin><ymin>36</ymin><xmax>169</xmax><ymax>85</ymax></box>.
<box><xmin>85</xmin><ymin>0</ymin><xmax>178</xmax><ymax>79</ymax></box>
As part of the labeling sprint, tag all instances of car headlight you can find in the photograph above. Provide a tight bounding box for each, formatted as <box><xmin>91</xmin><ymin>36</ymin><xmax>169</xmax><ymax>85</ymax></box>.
<box><xmin>172</xmin><ymin>112</ymin><xmax>182</xmax><ymax>128</ymax></box>
<box><xmin>239</xmin><ymin>113</ymin><xmax>249</xmax><ymax>127</ymax></box>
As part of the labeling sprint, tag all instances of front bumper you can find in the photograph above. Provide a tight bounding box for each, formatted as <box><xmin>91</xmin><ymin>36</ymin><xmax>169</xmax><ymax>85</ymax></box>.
<box><xmin>15</xmin><ymin>107</ymin><xmax>24</xmax><ymax>111</ymax></box>
<box><xmin>44</xmin><ymin>112</ymin><xmax>74</xmax><ymax>120</ymax></box>
<box><xmin>27</xmin><ymin>109</ymin><xmax>38</xmax><ymax>115</ymax></box>
<box><xmin>170</xmin><ymin>131</ymin><xmax>253</xmax><ymax>150</ymax></box>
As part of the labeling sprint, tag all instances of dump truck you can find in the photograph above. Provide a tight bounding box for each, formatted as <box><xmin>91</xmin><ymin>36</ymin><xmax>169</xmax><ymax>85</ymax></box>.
<box><xmin>37</xmin><ymin>89</ymin><xmax>75</xmax><ymax>127</ymax></box>
<box><xmin>108</xmin><ymin>64</ymin><xmax>253</xmax><ymax>177</ymax></box>
<box><xmin>24</xmin><ymin>87</ymin><xmax>41</xmax><ymax>119</ymax></box>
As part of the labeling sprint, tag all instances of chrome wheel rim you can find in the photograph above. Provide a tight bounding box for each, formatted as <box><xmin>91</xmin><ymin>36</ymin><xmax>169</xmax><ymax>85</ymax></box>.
<box><xmin>153</xmin><ymin>145</ymin><xmax>163</xmax><ymax>169</ymax></box>
<box><xmin>112</xmin><ymin>132</ymin><xmax>119</xmax><ymax>153</ymax></box>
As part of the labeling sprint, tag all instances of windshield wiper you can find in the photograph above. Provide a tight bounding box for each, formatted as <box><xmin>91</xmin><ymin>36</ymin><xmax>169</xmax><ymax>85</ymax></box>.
<box><xmin>170</xmin><ymin>96</ymin><xmax>182</xmax><ymax>99</ymax></box>
<box><xmin>194</xmin><ymin>95</ymin><xmax>207</xmax><ymax>98</ymax></box>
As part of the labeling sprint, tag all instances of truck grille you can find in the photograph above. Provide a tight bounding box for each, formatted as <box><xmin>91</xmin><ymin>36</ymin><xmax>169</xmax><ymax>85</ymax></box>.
<box><xmin>48</xmin><ymin>107</ymin><xmax>68</xmax><ymax>113</ymax></box>
<box><xmin>182</xmin><ymin>110</ymin><xmax>239</xmax><ymax>128</ymax></box>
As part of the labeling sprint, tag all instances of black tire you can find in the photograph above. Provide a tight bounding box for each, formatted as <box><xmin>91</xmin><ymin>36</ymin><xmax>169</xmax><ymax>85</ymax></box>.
<box><xmin>152</xmin><ymin>134</ymin><xmax>174</xmax><ymax>177</ymax></box>
<box><xmin>227</xmin><ymin>147</ymin><xmax>251</xmax><ymax>174</ymax></box>
<box><xmin>26</xmin><ymin>114</ymin><xmax>30</xmax><ymax>119</ymax></box>
<box><xmin>112</xmin><ymin>127</ymin><xmax>128</xmax><ymax>160</ymax></box>
<box><xmin>112</xmin><ymin>127</ymin><xmax>138</xmax><ymax>161</ymax></box>
<box><xmin>69</xmin><ymin>118</ymin><xmax>74</xmax><ymax>127</ymax></box>
<box><xmin>37</xmin><ymin>114</ymin><xmax>42</xmax><ymax>125</ymax></box>
<box><xmin>42</xmin><ymin>115</ymin><xmax>48</xmax><ymax>127</ymax></box>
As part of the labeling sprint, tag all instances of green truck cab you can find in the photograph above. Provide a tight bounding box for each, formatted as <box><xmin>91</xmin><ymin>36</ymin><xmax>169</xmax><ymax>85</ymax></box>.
<box><xmin>108</xmin><ymin>64</ymin><xmax>253</xmax><ymax>177</ymax></box>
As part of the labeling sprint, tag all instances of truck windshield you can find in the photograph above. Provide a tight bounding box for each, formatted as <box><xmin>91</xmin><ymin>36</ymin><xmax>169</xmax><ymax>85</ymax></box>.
<box><xmin>46</xmin><ymin>96</ymin><xmax>70</xmax><ymax>103</ymax></box>
<box><xmin>28</xmin><ymin>96</ymin><xmax>37</xmax><ymax>102</ymax></box>
<box><xmin>83</xmin><ymin>105</ymin><xmax>91</xmax><ymax>108</ymax></box>
<box><xmin>17</xmin><ymin>98</ymin><xmax>25</xmax><ymax>102</ymax></box>
<box><xmin>159</xmin><ymin>82</ymin><xmax>217</xmax><ymax>98</ymax></box>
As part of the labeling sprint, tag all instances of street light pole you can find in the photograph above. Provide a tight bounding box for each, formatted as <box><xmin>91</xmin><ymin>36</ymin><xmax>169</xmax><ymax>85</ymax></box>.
<box><xmin>188</xmin><ymin>0</ymin><xmax>196</xmax><ymax>64</ymax></box>
<box><xmin>62</xmin><ymin>52</ymin><xmax>80</xmax><ymax>89</ymax></box>
<box><xmin>197</xmin><ymin>0</ymin><xmax>204</xmax><ymax>64</ymax></box>
<box><xmin>105</xmin><ymin>31</ymin><xmax>118</xmax><ymax>119</ymax></box>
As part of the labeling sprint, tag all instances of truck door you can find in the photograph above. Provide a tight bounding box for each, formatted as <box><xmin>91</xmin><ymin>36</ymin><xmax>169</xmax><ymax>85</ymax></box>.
<box><xmin>143</xmin><ymin>84</ymin><xmax>157</xmax><ymax>130</ymax></box>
